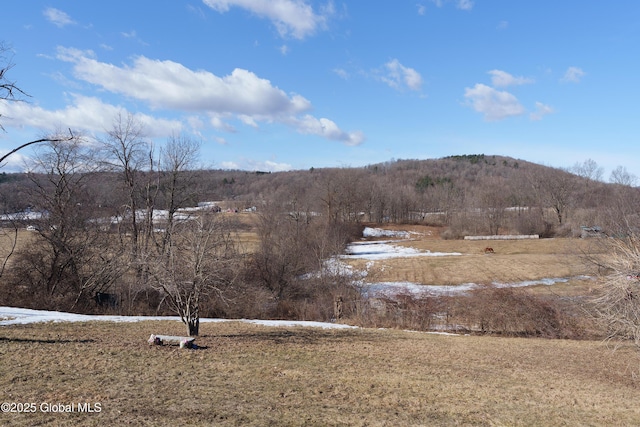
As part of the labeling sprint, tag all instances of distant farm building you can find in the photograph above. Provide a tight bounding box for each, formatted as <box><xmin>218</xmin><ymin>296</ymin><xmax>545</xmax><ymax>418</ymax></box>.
<box><xmin>580</xmin><ymin>226</ymin><xmax>605</xmax><ymax>238</ymax></box>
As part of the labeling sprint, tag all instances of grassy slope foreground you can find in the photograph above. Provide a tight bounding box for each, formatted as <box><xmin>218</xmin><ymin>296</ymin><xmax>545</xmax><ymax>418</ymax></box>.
<box><xmin>1</xmin><ymin>320</ymin><xmax>640</xmax><ymax>426</ymax></box>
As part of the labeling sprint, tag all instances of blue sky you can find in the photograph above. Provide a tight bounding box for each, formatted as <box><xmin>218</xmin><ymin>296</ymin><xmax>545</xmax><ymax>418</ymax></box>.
<box><xmin>1</xmin><ymin>1</ymin><xmax>639</xmax><ymax>180</ymax></box>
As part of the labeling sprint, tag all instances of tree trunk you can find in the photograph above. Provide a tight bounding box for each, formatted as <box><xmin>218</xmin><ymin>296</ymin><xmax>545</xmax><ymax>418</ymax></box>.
<box><xmin>187</xmin><ymin>316</ymin><xmax>200</xmax><ymax>336</ymax></box>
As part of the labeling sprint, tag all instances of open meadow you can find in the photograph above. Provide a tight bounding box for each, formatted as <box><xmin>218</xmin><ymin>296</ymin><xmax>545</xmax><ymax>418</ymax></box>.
<box><xmin>345</xmin><ymin>224</ymin><xmax>601</xmax><ymax>298</ymax></box>
<box><xmin>1</xmin><ymin>223</ymin><xmax>630</xmax><ymax>426</ymax></box>
<box><xmin>1</xmin><ymin>319</ymin><xmax>640</xmax><ymax>426</ymax></box>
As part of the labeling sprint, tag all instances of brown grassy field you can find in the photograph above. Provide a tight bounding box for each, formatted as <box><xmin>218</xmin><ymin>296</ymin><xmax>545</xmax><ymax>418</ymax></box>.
<box><xmin>0</xmin><ymin>229</ymin><xmax>37</xmax><ymax>261</ymax></box>
<box><xmin>347</xmin><ymin>225</ymin><xmax>602</xmax><ymax>297</ymax></box>
<box><xmin>0</xmin><ymin>224</ymin><xmax>635</xmax><ymax>425</ymax></box>
<box><xmin>1</xmin><ymin>320</ymin><xmax>639</xmax><ymax>426</ymax></box>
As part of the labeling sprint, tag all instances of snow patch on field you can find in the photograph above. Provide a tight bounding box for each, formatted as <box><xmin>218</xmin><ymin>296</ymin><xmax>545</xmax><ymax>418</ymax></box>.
<box><xmin>0</xmin><ymin>306</ymin><xmax>356</xmax><ymax>329</ymax></box>
<box><xmin>343</xmin><ymin>240</ymin><xmax>461</xmax><ymax>260</ymax></box>
<box><xmin>361</xmin><ymin>276</ymin><xmax>589</xmax><ymax>298</ymax></box>
<box><xmin>363</xmin><ymin>227</ymin><xmax>411</xmax><ymax>239</ymax></box>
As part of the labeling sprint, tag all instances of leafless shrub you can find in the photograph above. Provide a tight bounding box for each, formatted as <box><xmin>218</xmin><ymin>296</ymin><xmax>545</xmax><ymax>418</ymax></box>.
<box><xmin>248</xmin><ymin>199</ymin><xmax>362</xmax><ymax>320</ymax></box>
<box><xmin>514</xmin><ymin>211</ymin><xmax>547</xmax><ymax>236</ymax></box>
<box><xmin>346</xmin><ymin>292</ymin><xmax>445</xmax><ymax>331</ymax></box>
<box><xmin>199</xmin><ymin>279</ymin><xmax>273</xmax><ymax>319</ymax></box>
<box><xmin>452</xmin><ymin>286</ymin><xmax>587</xmax><ymax>338</ymax></box>
<box><xmin>590</xmin><ymin>235</ymin><xmax>640</xmax><ymax>348</ymax></box>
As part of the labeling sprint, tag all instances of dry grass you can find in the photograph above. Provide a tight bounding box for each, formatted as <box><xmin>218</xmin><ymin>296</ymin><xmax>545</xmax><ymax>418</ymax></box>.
<box><xmin>1</xmin><ymin>320</ymin><xmax>639</xmax><ymax>426</ymax></box>
<box><xmin>0</xmin><ymin>223</ymin><xmax>622</xmax><ymax>424</ymax></box>
<box><xmin>0</xmin><ymin>229</ymin><xmax>37</xmax><ymax>261</ymax></box>
<box><xmin>348</xmin><ymin>225</ymin><xmax>601</xmax><ymax>297</ymax></box>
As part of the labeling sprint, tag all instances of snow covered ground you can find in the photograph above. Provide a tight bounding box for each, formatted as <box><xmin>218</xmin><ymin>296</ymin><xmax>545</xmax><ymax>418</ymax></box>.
<box><xmin>343</xmin><ymin>240</ymin><xmax>461</xmax><ymax>260</ymax></box>
<box><xmin>0</xmin><ymin>306</ymin><xmax>356</xmax><ymax>329</ymax></box>
<box><xmin>360</xmin><ymin>277</ymin><xmax>589</xmax><ymax>298</ymax></box>
<box><xmin>362</xmin><ymin>227</ymin><xmax>412</xmax><ymax>239</ymax></box>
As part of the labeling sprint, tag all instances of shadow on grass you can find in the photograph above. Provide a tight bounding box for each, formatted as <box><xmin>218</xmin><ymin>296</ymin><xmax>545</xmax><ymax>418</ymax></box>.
<box><xmin>214</xmin><ymin>328</ymin><xmax>366</xmax><ymax>345</ymax></box>
<box><xmin>0</xmin><ymin>336</ymin><xmax>96</xmax><ymax>344</ymax></box>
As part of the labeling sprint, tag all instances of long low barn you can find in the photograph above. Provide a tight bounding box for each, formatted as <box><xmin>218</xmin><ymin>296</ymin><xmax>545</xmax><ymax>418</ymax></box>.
<box><xmin>464</xmin><ymin>235</ymin><xmax>539</xmax><ymax>240</ymax></box>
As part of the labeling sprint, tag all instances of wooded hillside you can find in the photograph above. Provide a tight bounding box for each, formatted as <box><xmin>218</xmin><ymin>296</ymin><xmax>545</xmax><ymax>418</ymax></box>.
<box><xmin>4</xmin><ymin>153</ymin><xmax>633</xmax><ymax>238</ymax></box>
<box><xmin>1</xmin><ymin>148</ymin><xmax>637</xmax><ymax>336</ymax></box>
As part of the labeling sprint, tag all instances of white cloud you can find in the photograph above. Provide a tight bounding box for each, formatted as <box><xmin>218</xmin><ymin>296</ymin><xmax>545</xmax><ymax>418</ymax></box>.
<box><xmin>56</xmin><ymin>47</ymin><xmax>312</xmax><ymax>116</ymax></box>
<box><xmin>333</xmin><ymin>68</ymin><xmax>349</xmax><ymax>79</ymax></box>
<box><xmin>202</xmin><ymin>0</ymin><xmax>332</xmax><ymax>39</ymax></box>
<box><xmin>220</xmin><ymin>161</ymin><xmax>238</xmax><ymax>169</ymax></box>
<box><xmin>456</xmin><ymin>0</ymin><xmax>474</xmax><ymax>10</ymax></box>
<box><xmin>261</xmin><ymin>160</ymin><xmax>293</xmax><ymax>172</ymax></box>
<box><xmin>0</xmin><ymin>150</ymin><xmax>29</xmax><ymax>171</ymax></box>
<box><xmin>121</xmin><ymin>30</ymin><xmax>137</xmax><ymax>38</ymax></box>
<box><xmin>51</xmin><ymin>47</ymin><xmax>362</xmax><ymax>145</ymax></box>
<box><xmin>488</xmin><ymin>70</ymin><xmax>534</xmax><ymax>87</ymax></box>
<box><xmin>497</xmin><ymin>20</ymin><xmax>508</xmax><ymax>30</ymax></box>
<box><xmin>186</xmin><ymin>115</ymin><xmax>205</xmax><ymax>131</ymax></box>
<box><xmin>239</xmin><ymin>115</ymin><xmax>259</xmax><ymax>128</ymax></box>
<box><xmin>209</xmin><ymin>115</ymin><xmax>236</xmax><ymax>132</ymax></box>
<box><xmin>561</xmin><ymin>66</ymin><xmax>585</xmax><ymax>83</ymax></box>
<box><xmin>529</xmin><ymin>102</ymin><xmax>554</xmax><ymax>121</ymax></box>
<box><xmin>417</xmin><ymin>4</ymin><xmax>426</xmax><ymax>15</ymax></box>
<box><xmin>120</xmin><ymin>30</ymin><xmax>149</xmax><ymax>46</ymax></box>
<box><xmin>43</xmin><ymin>8</ymin><xmax>75</xmax><ymax>28</ymax></box>
<box><xmin>290</xmin><ymin>115</ymin><xmax>364</xmax><ymax>146</ymax></box>
<box><xmin>379</xmin><ymin>59</ymin><xmax>423</xmax><ymax>92</ymax></box>
<box><xmin>0</xmin><ymin>95</ymin><xmax>182</xmax><ymax>138</ymax></box>
<box><xmin>220</xmin><ymin>158</ymin><xmax>292</xmax><ymax>172</ymax></box>
<box><xmin>463</xmin><ymin>83</ymin><xmax>525</xmax><ymax>121</ymax></box>
<box><xmin>429</xmin><ymin>0</ymin><xmax>473</xmax><ymax>10</ymax></box>
<box><xmin>279</xmin><ymin>44</ymin><xmax>290</xmax><ymax>55</ymax></box>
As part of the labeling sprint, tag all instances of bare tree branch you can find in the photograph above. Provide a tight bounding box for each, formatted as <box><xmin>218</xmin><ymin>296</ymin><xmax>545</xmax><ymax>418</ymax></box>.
<box><xmin>0</xmin><ymin>41</ymin><xmax>30</xmax><ymax>132</ymax></box>
<box><xmin>0</xmin><ymin>129</ymin><xmax>75</xmax><ymax>166</ymax></box>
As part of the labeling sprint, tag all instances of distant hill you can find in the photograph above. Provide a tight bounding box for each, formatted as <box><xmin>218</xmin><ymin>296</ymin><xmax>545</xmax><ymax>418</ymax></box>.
<box><xmin>1</xmin><ymin>154</ymin><xmax>638</xmax><ymax>238</ymax></box>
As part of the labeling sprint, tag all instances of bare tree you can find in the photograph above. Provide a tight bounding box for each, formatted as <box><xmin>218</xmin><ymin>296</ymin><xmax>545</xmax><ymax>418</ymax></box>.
<box><xmin>9</xmin><ymin>134</ymin><xmax>125</xmax><ymax>310</ymax></box>
<box><xmin>150</xmin><ymin>212</ymin><xmax>238</xmax><ymax>336</ymax></box>
<box><xmin>527</xmin><ymin>167</ymin><xmax>576</xmax><ymax>226</ymax></box>
<box><xmin>0</xmin><ymin>42</ymin><xmax>28</xmax><ymax>132</ymax></box>
<box><xmin>99</xmin><ymin>113</ymin><xmax>156</xmax><ymax>280</ymax></box>
<box><xmin>610</xmin><ymin>166</ymin><xmax>637</xmax><ymax>187</ymax></box>
<box><xmin>0</xmin><ymin>216</ymin><xmax>19</xmax><ymax>281</ymax></box>
<box><xmin>0</xmin><ymin>43</ymin><xmax>79</xmax><ymax>285</ymax></box>
<box><xmin>572</xmin><ymin>158</ymin><xmax>604</xmax><ymax>182</ymax></box>
<box><xmin>252</xmin><ymin>202</ymin><xmax>312</xmax><ymax>301</ymax></box>
<box><xmin>158</xmin><ymin>134</ymin><xmax>201</xmax><ymax>255</ymax></box>
<box><xmin>251</xmin><ymin>192</ymin><xmax>357</xmax><ymax>321</ymax></box>
<box><xmin>476</xmin><ymin>177</ymin><xmax>510</xmax><ymax>235</ymax></box>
